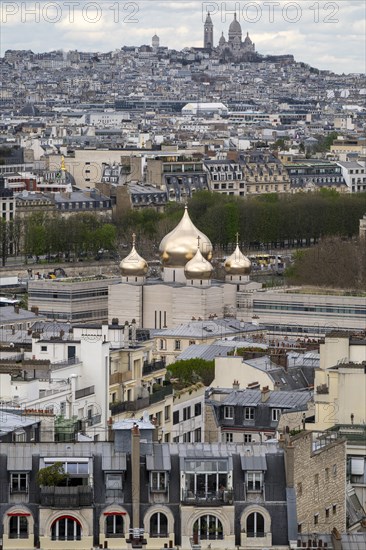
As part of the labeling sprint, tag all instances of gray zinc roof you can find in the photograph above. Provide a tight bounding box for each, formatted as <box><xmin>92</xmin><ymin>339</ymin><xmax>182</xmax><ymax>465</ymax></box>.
<box><xmin>146</xmin><ymin>443</ymin><xmax>171</xmax><ymax>471</ymax></box>
<box><xmin>221</xmin><ymin>389</ymin><xmax>312</xmax><ymax>409</ymax></box>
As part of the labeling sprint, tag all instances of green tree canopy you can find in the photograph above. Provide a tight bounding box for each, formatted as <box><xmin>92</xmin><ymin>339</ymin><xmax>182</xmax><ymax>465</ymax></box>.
<box><xmin>167</xmin><ymin>358</ymin><xmax>215</xmax><ymax>387</ymax></box>
<box><xmin>37</xmin><ymin>462</ymin><xmax>68</xmax><ymax>487</ymax></box>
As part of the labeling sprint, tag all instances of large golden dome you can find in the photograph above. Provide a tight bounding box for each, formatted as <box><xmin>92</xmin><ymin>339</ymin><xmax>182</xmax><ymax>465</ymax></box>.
<box><xmin>159</xmin><ymin>206</ymin><xmax>213</xmax><ymax>268</ymax></box>
<box><xmin>120</xmin><ymin>235</ymin><xmax>148</xmax><ymax>277</ymax></box>
<box><xmin>224</xmin><ymin>244</ymin><xmax>251</xmax><ymax>275</ymax></box>
<box><xmin>184</xmin><ymin>247</ymin><xmax>213</xmax><ymax>280</ymax></box>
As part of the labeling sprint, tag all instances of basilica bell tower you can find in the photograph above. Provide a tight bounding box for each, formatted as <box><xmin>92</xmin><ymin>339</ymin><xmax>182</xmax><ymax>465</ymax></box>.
<box><xmin>203</xmin><ymin>12</ymin><xmax>213</xmax><ymax>49</ymax></box>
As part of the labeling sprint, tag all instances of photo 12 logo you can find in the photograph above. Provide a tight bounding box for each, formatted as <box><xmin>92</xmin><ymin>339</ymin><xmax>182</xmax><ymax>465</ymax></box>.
<box><xmin>1</xmin><ymin>1</ymin><xmax>140</xmax><ymax>24</ymax></box>
<box><xmin>202</xmin><ymin>1</ymin><xmax>340</xmax><ymax>24</ymax></box>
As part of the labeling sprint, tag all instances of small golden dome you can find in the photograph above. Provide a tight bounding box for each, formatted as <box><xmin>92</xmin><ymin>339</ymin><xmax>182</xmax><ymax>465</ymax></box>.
<box><xmin>159</xmin><ymin>206</ymin><xmax>213</xmax><ymax>267</ymax></box>
<box><xmin>184</xmin><ymin>247</ymin><xmax>213</xmax><ymax>280</ymax></box>
<box><xmin>120</xmin><ymin>234</ymin><xmax>148</xmax><ymax>277</ymax></box>
<box><xmin>224</xmin><ymin>244</ymin><xmax>251</xmax><ymax>275</ymax></box>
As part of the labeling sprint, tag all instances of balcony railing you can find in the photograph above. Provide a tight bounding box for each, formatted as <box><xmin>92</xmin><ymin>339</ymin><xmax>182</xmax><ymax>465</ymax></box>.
<box><xmin>149</xmin><ymin>384</ymin><xmax>173</xmax><ymax>405</ymax></box>
<box><xmin>51</xmin><ymin>356</ymin><xmax>81</xmax><ymax>370</ymax></box>
<box><xmin>75</xmin><ymin>385</ymin><xmax>95</xmax><ymax>400</ymax></box>
<box><xmin>40</xmin><ymin>485</ymin><xmax>93</xmax><ymax>507</ymax></box>
<box><xmin>316</xmin><ymin>384</ymin><xmax>329</xmax><ymax>394</ymax></box>
<box><xmin>109</xmin><ymin>384</ymin><xmax>173</xmax><ymax>415</ymax></box>
<box><xmin>142</xmin><ymin>360</ymin><xmax>166</xmax><ymax>376</ymax></box>
<box><xmin>110</xmin><ymin>396</ymin><xmax>150</xmax><ymax>416</ymax></box>
<box><xmin>86</xmin><ymin>413</ymin><xmax>102</xmax><ymax>427</ymax></box>
<box><xmin>110</xmin><ymin>371</ymin><xmax>133</xmax><ymax>385</ymax></box>
<box><xmin>182</xmin><ymin>490</ymin><xmax>233</xmax><ymax>506</ymax></box>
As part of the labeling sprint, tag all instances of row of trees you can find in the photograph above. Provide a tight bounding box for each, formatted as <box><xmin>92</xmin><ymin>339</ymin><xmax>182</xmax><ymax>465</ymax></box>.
<box><xmin>0</xmin><ymin>213</ymin><xmax>117</xmax><ymax>265</ymax></box>
<box><xmin>118</xmin><ymin>190</ymin><xmax>366</xmax><ymax>248</ymax></box>
<box><xmin>1</xmin><ymin>190</ymin><xmax>365</xmax><ymax>265</ymax></box>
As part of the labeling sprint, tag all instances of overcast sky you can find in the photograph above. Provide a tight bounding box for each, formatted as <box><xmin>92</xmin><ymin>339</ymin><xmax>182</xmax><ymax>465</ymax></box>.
<box><xmin>1</xmin><ymin>1</ymin><xmax>365</xmax><ymax>74</ymax></box>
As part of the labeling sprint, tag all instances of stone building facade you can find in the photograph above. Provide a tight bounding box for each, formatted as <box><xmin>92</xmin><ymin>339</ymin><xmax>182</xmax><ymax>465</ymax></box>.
<box><xmin>282</xmin><ymin>431</ymin><xmax>347</xmax><ymax>535</ymax></box>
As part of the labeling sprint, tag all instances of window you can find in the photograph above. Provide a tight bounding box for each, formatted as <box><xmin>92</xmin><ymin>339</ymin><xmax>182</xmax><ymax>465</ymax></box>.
<box><xmin>314</xmin><ymin>473</ymin><xmax>319</xmax><ymax>485</ymax></box>
<box><xmin>224</xmin><ymin>433</ymin><xmax>233</xmax><ymax>443</ymax></box>
<box><xmin>333</xmin><ymin>464</ymin><xmax>337</xmax><ymax>476</ymax></box>
<box><xmin>159</xmin><ymin>339</ymin><xmax>166</xmax><ymax>350</ymax></box>
<box><xmin>244</xmin><ymin>407</ymin><xmax>255</xmax><ymax>420</ymax></box>
<box><xmin>183</xmin><ymin>406</ymin><xmax>191</xmax><ymax>421</ymax></box>
<box><xmin>297</xmin><ymin>523</ymin><xmax>302</xmax><ymax>533</ymax></box>
<box><xmin>314</xmin><ymin>514</ymin><xmax>319</xmax><ymax>525</ymax></box>
<box><xmin>272</xmin><ymin>409</ymin><xmax>281</xmax><ymax>422</ymax></box>
<box><xmin>174</xmin><ymin>340</ymin><xmax>181</xmax><ymax>351</ymax></box>
<box><xmin>194</xmin><ymin>403</ymin><xmax>202</xmax><ymax>416</ymax></box>
<box><xmin>11</xmin><ymin>473</ymin><xmax>28</xmax><ymax>493</ymax></box>
<box><xmin>193</xmin><ymin>515</ymin><xmax>223</xmax><ymax>540</ymax></box>
<box><xmin>151</xmin><ymin>472</ymin><xmax>167</xmax><ymax>491</ymax></box>
<box><xmin>183</xmin><ymin>432</ymin><xmax>191</xmax><ymax>443</ymax></box>
<box><xmin>333</xmin><ymin>504</ymin><xmax>337</xmax><ymax>515</ymax></box>
<box><xmin>244</xmin><ymin>434</ymin><xmax>252</xmax><ymax>443</ymax></box>
<box><xmin>224</xmin><ymin>406</ymin><xmax>234</xmax><ymax>419</ymax></box>
<box><xmin>297</xmin><ymin>482</ymin><xmax>302</xmax><ymax>496</ymax></box>
<box><xmin>40</xmin><ymin>345</ymin><xmax>47</xmax><ymax>352</ymax></box>
<box><xmin>51</xmin><ymin>517</ymin><xmax>81</xmax><ymax>541</ymax></box>
<box><xmin>325</xmin><ymin>467</ymin><xmax>329</xmax><ymax>481</ymax></box>
<box><xmin>13</xmin><ymin>429</ymin><xmax>26</xmax><ymax>442</ymax></box>
<box><xmin>106</xmin><ymin>514</ymin><xmax>124</xmax><ymax>538</ymax></box>
<box><xmin>325</xmin><ymin>508</ymin><xmax>330</xmax><ymax>519</ymax></box>
<box><xmin>189</xmin><ymin>340</ymin><xmax>196</xmax><ymax>346</ymax></box>
<box><xmin>105</xmin><ymin>474</ymin><xmax>123</xmax><ymax>499</ymax></box>
<box><xmin>150</xmin><ymin>512</ymin><xmax>168</xmax><ymax>538</ymax></box>
<box><xmin>164</xmin><ymin>405</ymin><xmax>170</xmax><ymax>421</ymax></box>
<box><xmin>246</xmin><ymin>512</ymin><xmax>264</xmax><ymax>537</ymax></box>
<box><xmin>9</xmin><ymin>516</ymin><xmax>28</xmax><ymax>539</ymax></box>
<box><xmin>246</xmin><ymin>472</ymin><xmax>263</xmax><ymax>492</ymax></box>
<box><xmin>194</xmin><ymin>427</ymin><xmax>201</xmax><ymax>442</ymax></box>
<box><xmin>173</xmin><ymin>411</ymin><xmax>179</xmax><ymax>425</ymax></box>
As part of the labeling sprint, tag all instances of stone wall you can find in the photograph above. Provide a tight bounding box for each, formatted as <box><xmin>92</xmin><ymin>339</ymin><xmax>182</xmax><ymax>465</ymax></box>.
<box><xmin>285</xmin><ymin>431</ymin><xmax>346</xmax><ymax>535</ymax></box>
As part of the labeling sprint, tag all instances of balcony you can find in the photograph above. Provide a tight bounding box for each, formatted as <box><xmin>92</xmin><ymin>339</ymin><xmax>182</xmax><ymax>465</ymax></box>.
<box><xmin>110</xmin><ymin>396</ymin><xmax>150</xmax><ymax>416</ymax></box>
<box><xmin>40</xmin><ymin>485</ymin><xmax>93</xmax><ymax>507</ymax></box>
<box><xmin>75</xmin><ymin>385</ymin><xmax>95</xmax><ymax>400</ymax></box>
<box><xmin>86</xmin><ymin>413</ymin><xmax>102</xmax><ymax>427</ymax></box>
<box><xmin>149</xmin><ymin>384</ymin><xmax>173</xmax><ymax>405</ymax></box>
<box><xmin>142</xmin><ymin>360</ymin><xmax>166</xmax><ymax>376</ymax></box>
<box><xmin>110</xmin><ymin>371</ymin><xmax>133</xmax><ymax>385</ymax></box>
<box><xmin>182</xmin><ymin>490</ymin><xmax>233</xmax><ymax>506</ymax></box>
<box><xmin>316</xmin><ymin>384</ymin><xmax>329</xmax><ymax>394</ymax></box>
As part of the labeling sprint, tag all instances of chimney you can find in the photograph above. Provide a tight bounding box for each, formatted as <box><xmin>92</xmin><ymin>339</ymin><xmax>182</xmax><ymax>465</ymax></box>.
<box><xmin>261</xmin><ymin>386</ymin><xmax>270</xmax><ymax>402</ymax></box>
<box><xmin>232</xmin><ymin>379</ymin><xmax>240</xmax><ymax>390</ymax></box>
<box><xmin>14</xmin><ymin>304</ymin><xmax>20</xmax><ymax>314</ymax></box>
<box><xmin>124</xmin><ymin>321</ymin><xmax>130</xmax><ymax>348</ymax></box>
<box><xmin>30</xmin><ymin>306</ymin><xmax>39</xmax><ymax>316</ymax></box>
<box><xmin>131</xmin><ymin>319</ymin><xmax>137</xmax><ymax>344</ymax></box>
<box><xmin>131</xmin><ymin>424</ymin><xmax>141</xmax><ymax>539</ymax></box>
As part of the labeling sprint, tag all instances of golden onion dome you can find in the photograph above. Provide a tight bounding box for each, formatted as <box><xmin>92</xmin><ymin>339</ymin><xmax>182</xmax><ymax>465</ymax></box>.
<box><xmin>184</xmin><ymin>246</ymin><xmax>213</xmax><ymax>280</ymax></box>
<box><xmin>224</xmin><ymin>243</ymin><xmax>251</xmax><ymax>275</ymax></box>
<box><xmin>159</xmin><ymin>206</ymin><xmax>213</xmax><ymax>267</ymax></box>
<box><xmin>120</xmin><ymin>234</ymin><xmax>148</xmax><ymax>277</ymax></box>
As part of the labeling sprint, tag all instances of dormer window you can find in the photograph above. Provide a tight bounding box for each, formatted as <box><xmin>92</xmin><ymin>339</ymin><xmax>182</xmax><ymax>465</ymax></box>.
<box><xmin>224</xmin><ymin>406</ymin><xmax>234</xmax><ymax>419</ymax></box>
<box><xmin>151</xmin><ymin>472</ymin><xmax>167</xmax><ymax>492</ymax></box>
<box><xmin>246</xmin><ymin>471</ymin><xmax>263</xmax><ymax>492</ymax></box>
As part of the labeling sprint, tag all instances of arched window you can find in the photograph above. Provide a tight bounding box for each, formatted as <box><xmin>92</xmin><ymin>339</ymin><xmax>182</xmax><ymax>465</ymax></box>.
<box><xmin>9</xmin><ymin>516</ymin><xmax>28</xmax><ymax>539</ymax></box>
<box><xmin>150</xmin><ymin>512</ymin><xmax>168</xmax><ymax>537</ymax></box>
<box><xmin>193</xmin><ymin>515</ymin><xmax>223</xmax><ymax>540</ymax></box>
<box><xmin>246</xmin><ymin>512</ymin><xmax>265</xmax><ymax>537</ymax></box>
<box><xmin>51</xmin><ymin>516</ymin><xmax>81</xmax><ymax>541</ymax></box>
<box><xmin>106</xmin><ymin>514</ymin><xmax>124</xmax><ymax>538</ymax></box>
